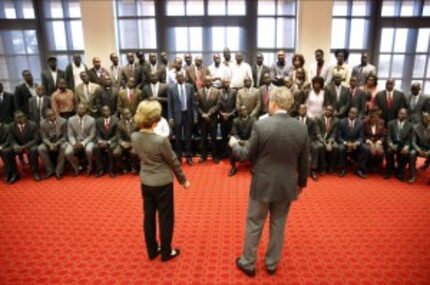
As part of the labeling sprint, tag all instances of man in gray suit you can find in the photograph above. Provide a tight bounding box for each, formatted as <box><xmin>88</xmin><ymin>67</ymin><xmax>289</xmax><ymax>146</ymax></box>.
<box><xmin>407</xmin><ymin>82</ymin><xmax>430</xmax><ymax>124</ymax></box>
<box><xmin>229</xmin><ymin>87</ymin><xmax>309</xmax><ymax>277</ymax></box>
<box><xmin>37</xmin><ymin>109</ymin><xmax>67</xmax><ymax>179</ymax></box>
<box><xmin>28</xmin><ymin>86</ymin><xmax>51</xmax><ymax>124</ymax></box>
<box><xmin>65</xmin><ymin>103</ymin><xmax>96</xmax><ymax>176</ymax></box>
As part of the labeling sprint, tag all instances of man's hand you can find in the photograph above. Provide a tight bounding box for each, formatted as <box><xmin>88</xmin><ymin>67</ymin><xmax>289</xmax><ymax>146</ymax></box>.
<box><xmin>182</xmin><ymin>180</ymin><xmax>191</xmax><ymax>189</ymax></box>
<box><xmin>229</xmin><ymin>136</ymin><xmax>238</xmax><ymax>148</ymax></box>
<box><xmin>401</xmin><ymin>146</ymin><xmax>409</xmax><ymax>155</ymax></box>
<box><xmin>13</xmin><ymin>145</ymin><xmax>22</xmax><ymax>153</ymax></box>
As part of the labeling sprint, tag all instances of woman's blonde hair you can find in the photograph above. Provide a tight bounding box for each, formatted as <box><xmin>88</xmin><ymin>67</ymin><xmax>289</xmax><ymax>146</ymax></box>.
<box><xmin>134</xmin><ymin>100</ymin><xmax>162</xmax><ymax>129</ymax></box>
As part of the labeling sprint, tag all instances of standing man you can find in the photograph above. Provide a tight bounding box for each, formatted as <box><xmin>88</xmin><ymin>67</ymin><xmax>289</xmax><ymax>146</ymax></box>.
<box><xmin>259</xmin><ymin>73</ymin><xmax>275</xmax><ymax>115</ymax></box>
<box><xmin>87</xmin><ymin>57</ymin><xmax>109</xmax><ymax>85</ymax></box>
<box><xmin>75</xmin><ymin>71</ymin><xmax>100</xmax><ymax>117</ymax></box>
<box><xmin>351</xmin><ymin>52</ymin><xmax>376</xmax><ymax>87</ymax></box>
<box><xmin>309</xmin><ymin>49</ymin><xmax>330</xmax><ymax>85</ymax></box>
<box><xmin>109</xmin><ymin>53</ymin><xmax>123</xmax><ymax>87</ymax></box>
<box><xmin>0</xmin><ymin>82</ymin><xmax>15</xmax><ymax>123</ymax></box>
<box><xmin>218</xmin><ymin>80</ymin><xmax>237</xmax><ymax>157</ymax></box>
<box><xmin>166</xmin><ymin>57</ymin><xmax>186</xmax><ymax>86</ymax></box>
<box><xmin>230</xmin><ymin>53</ymin><xmax>253</xmax><ymax>89</ymax></box>
<box><xmin>15</xmin><ymin>70</ymin><xmax>38</xmax><ymax>116</ymax></box>
<box><xmin>120</xmin><ymin>52</ymin><xmax>137</xmax><ymax>87</ymax></box>
<box><xmin>142</xmin><ymin>72</ymin><xmax>169</xmax><ymax>118</ymax></box>
<box><xmin>41</xmin><ymin>56</ymin><xmax>66</xmax><ymax>97</ymax></box>
<box><xmin>407</xmin><ymin>82</ymin><xmax>429</xmax><ymax>124</ymax></box>
<box><xmin>348</xmin><ymin>76</ymin><xmax>367</xmax><ymax>119</ymax></box>
<box><xmin>270</xmin><ymin>50</ymin><xmax>290</xmax><ymax>86</ymax></box>
<box><xmin>51</xmin><ymin>78</ymin><xmax>76</xmax><ymax>119</ymax></box>
<box><xmin>374</xmin><ymin>78</ymin><xmax>407</xmax><ymax>127</ymax></box>
<box><xmin>37</xmin><ymin>108</ymin><xmax>68</xmax><ymax>179</ymax></box>
<box><xmin>252</xmin><ymin>53</ymin><xmax>270</xmax><ymax>88</ymax></box>
<box><xmin>168</xmin><ymin>73</ymin><xmax>196</xmax><ymax>165</ymax></box>
<box><xmin>325</xmin><ymin>73</ymin><xmax>350</xmax><ymax>119</ymax></box>
<box><xmin>117</xmin><ymin>77</ymin><xmax>142</xmax><ymax>116</ymax></box>
<box><xmin>65</xmin><ymin>54</ymin><xmax>88</xmax><ymax>90</ymax></box>
<box><xmin>229</xmin><ymin>87</ymin><xmax>309</xmax><ymax>277</ymax></box>
<box><xmin>159</xmin><ymin>51</ymin><xmax>170</xmax><ymax>83</ymax></box>
<box><xmin>196</xmin><ymin>76</ymin><xmax>220</xmax><ymax>163</ymax></box>
<box><xmin>236</xmin><ymin>77</ymin><xmax>261</xmax><ymax>119</ymax></box>
<box><xmin>145</xmin><ymin>53</ymin><xmax>167</xmax><ymax>84</ymax></box>
<box><xmin>28</xmin><ymin>85</ymin><xmax>50</xmax><ymax>124</ymax></box>
<box><xmin>185</xmin><ymin>56</ymin><xmax>209</xmax><ymax>91</ymax></box>
<box><xmin>209</xmin><ymin>53</ymin><xmax>229</xmax><ymax>89</ymax></box>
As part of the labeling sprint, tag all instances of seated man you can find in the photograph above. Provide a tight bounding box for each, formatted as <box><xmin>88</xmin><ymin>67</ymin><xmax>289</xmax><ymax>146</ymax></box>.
<box><xmin>113</xmin><ymin>108</ymin><xmax>139</xmax><ymax>174</ymax></box>
<box><xmin>316</xmin><ymin>105</ymin><xmax>339</xmax><ymax>174</ymax></box>
<box><xmin>228</xmin><ymin>105</ymin><xmax>255</xmax><ymax>176</ymax></box>
<box><xmin>0</xmin><ymin>122</ymin><xmax>11</xmax><ymax>183</ymax></box>
<box><xmin>94</xmin><ymin>106</ymin><xmax>118</xmax><ymax>178</ymax></box>
<box><xmin>385</xmin><ymin>108</ymin><xmax>413</xmax><ymax>182</ymax></box>
<box><xmin>65</xmin><ymin>103</ymin><xmax>96</xmax><ymax>176</ymax></box>
<box><xmin>37</xmin><ymin>109</ymin><xmax>68</xmax><ymax>179</ymax></box>
<box><xmin>363</xmin><ymin>106</ymin><xmax>386</xmax><ymax>173</ymax></box>
<box><xmin>297</xmin><ymin>104</ymin><xmax>324</xmax><ymax>181</ymax></box>
<box><xmin>410</xmin><ymin>111</ymin><xmax>430</xmax><ymax>184</ymax></box>
<box><xmin>7</xmin><ymin>110</ymin><xmax>41</xmax><ymax>182</ymax></box>
<box><xmin>336</xmin><ymin>107</ymin><xmax>369</xmax><ymax>179</ymax></box>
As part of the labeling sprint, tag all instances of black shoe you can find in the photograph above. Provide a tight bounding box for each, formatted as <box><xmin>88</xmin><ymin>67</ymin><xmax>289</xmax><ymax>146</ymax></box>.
<box><xmin>130</xmin><ymin>167</ymin><xmax>138</xmax><ymax>174</ymax></box>
<box><xmin>356</xmin><ymin>170</ymin><xmax>367</xmax><ymax>179</ymax></box>
<box><xmin>95</xmin><ymin>170</ymin><xmax>105</xmax><ymax>178</ymax></box>
<box><xmin>199</xmin><ymin>157</ymin><xmax>207</xmax><ymax>163</ymax></box>
<box><xmin>235</xmin><ymin>258</ymin><xmax>255</xmax><ymax>277</ymax></box>
<box><xmin>86</xmin><ymin>167</ymin><xmax>92</xmax><ymax>176</ymax></box>
<box><xmin>33</xmin><ymin>173</ymin><xmax>41</xmax><ymax>181</ymax></box>
<box><xmin>266</xmin><ymin>267</ymin><xmax>277</xmax><ymax>276</ymax></box>
<box><xmin>161</xmin><ymin>248</ymin><xmax>181</xmax><ymax>262</ymax></box>
<box><xmin>396</xmin><ymin>174</ymin><xmax>405</xmax><ymax>182</ymax></box>
<box><xmin>310</xmin><ymin>171</ymin><xmax>318</xmax><ymax>181</ymax></box>
<box><xmin>149</xmin><ymin>247</ymin><xmax>161</xmax><ymax>260</ymax></box>
<box><xmin>213</xmin><ymin>157</ymin><xmax>220</xmax><ymax>164</ymax></box>
<box><xmin>43</xmin><ymin>172</ymin><xmax>54</xmax><ymax>180</ymax></box>
<box><xmin>320</xmin><ymin>170</ymin><xmax>326</xmax><ymax>176</ymax></box>
<box><xmin>384</xmin><ymin>172</ymin><xmax>392</xmax><ymax>179</ymax></box>
<box><xmin>109</xmin><ymin>172</ymin><xmax>116</xmax><ymax>178</ymax></box>
<box><xmin>55</xmin><ymin>174</ymin><xmax>63</xmax><ymax>180</ymax></box>
<box><xmin>228</xmin><ymin>167</ymin><xmax>237</xmax><ymax>177</ymax></box>
<box><xmin>7</xmin><ymin>174</ymin><xmax>20</xmax><ymax>184</ymax></box>
<box><xmin>408</xmin><ymin>176</ymin><xmax>416</xmax><ymax>184</ymax></box>
<box><xmin>186</xmin><ymin>158</ymin><xmax>193</xmax><ymax>166</ymax></box>
<box><xmin>328</xmin><ymin>167</ymin><xmax>335</xmax><ymax>174</ymax></box>
<box><xmin>338</xmin><ymin>169</ymin><xmax>347</xmax><ymax>177</ymax></box>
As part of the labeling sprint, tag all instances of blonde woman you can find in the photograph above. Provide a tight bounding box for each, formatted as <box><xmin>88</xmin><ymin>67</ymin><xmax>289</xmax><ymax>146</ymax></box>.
<box><xmin>131</xmin><ymin>100</ymin><xmax>190</xmax><ymax>262</ymax></box>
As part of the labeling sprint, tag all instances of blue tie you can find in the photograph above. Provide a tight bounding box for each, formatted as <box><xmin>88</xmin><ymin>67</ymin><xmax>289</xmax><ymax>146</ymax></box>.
<box><xmin>180</xmin><ymin>85</ymin><xmax>187</xmax><ymax>111</ymax></box>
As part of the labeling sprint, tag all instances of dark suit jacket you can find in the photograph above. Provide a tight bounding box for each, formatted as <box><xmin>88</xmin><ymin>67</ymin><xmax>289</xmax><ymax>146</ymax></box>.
<box><xmin>325</xmin><ymin>83</ymin><xmax>350</xmax><ymax>118</ymax></box>
<box><xmin>144</xmin><ymin>64</ymin><xmax>167</xmax><ymax>84</ymax></box>
<box><xmin>14</xmin><ymin>83</ymin><xmax>38</xmax><ymax>116</ymax></box>
<box><xmin>142</xmin><ymin>83</ymin><xmax>168</xmax><ymax>118</ymax></box>
<box><xmin>218</xmin><ymin>88</ymin><xmax>237</xmax><ymax>118</ymax></box>
<box><xmin>0</xmin><ymin>123</ymin><xmax>9</xmax><ymax>149</ymax></box>
<box><xmin>386</xmin><ymin>119</ymin><xmax>413</xmax><ymax>148</ymax></box>
<box><xmin>134</xmin><ymin>63</ymin><xmax>150</xmax><ymax>88</ymax></box>
<box><xmin>168</xmin><ymin>83</ymin><xmax>197</xmax><ymax>123</ymax></box>
<box><xmin>39</xmin><ymin>117</ymin><xmax>67</xmax><ymax>145</ymax></box>
<box><xmin>87</xmin><ymin>67</ymin><xmax>109</xmax><ymax>85</ymax></box>
<box><xmin>374</xmin><ymin>90</ymin><xmax>407</xmax><ymax>126</ymax></box>
<box><xmin>336</xmin><ymin>118</ymin><xmax>364</xmax><ymax>144</ymax></box>
<box><xmin>297</xmin><ymin>117</ymin><xmax>320</xmax><ymax>143</ymax></box>
<box><xmin>186</xmin><ymin>65</ymin><xmax>210</xmax><ymax>90</ymax></box>
<box><xmin>28</xmin><ymin>96</ymin><xmax>51</xmax><ymax>123</ymax></box>
<box><xmin>232</xmin><ymin>113</ymin><xmax>309</xmax><ymax>202</ymax></box>
<box><xmin>117</xmin><ymin>88</ymin><xmax>143</xmax><ymax>115</ymax></box>
<box><xmin>251</xmin><ymin>64</ymin><xmax>270</xmax><ymax>87</ymax></box>
<box><xmin>407</xmin><ymin>94</ymin><xmax>430</xmax><ymax>124</ymax></box>
<box><xmin>231</xmin><ymin>116</ymin><xmax>255</xmax><ymax>140</ymax></box>
<box><xmin>8</xmin><ymin>120</ymin><xmax>39</xmax><ymax>148</ymax></box>
<box><xmin>96</xmin><ymin>116</ymin><xmax>118</xmax><ymax>145</ymax></box>
<box><xmin>41</xmin><ymin>69</ymin><xmax>66</xmax><ymax>96</ymax></box>
<box><xmin>116</xmin><ymin>119</ymin><xmax>137</xmax><ymax>145</ymax></box>
<box><xmin>0</xmin><ymin>92</ymin><xmax>15</xmax><ymax>123</ymax></box>
<box><xmin>411</xmin><ymin>122</ymin><xmax>430</xmax><ymax>151</ymax></box>
<box><xmin>349</xmin><ymin>88</ymin><xmax>367</xmax><ymax>118</ymax></box>
<box><xmin>363</xmin><ymin>118</ymin><xmax>386</xmax><ymax>143</ymax></box>
<box><xmin>95</xmin><ymin>86</ymin><xmax>119</xmax><ymax>116</ymax></box>
<box><xmin>196</xmin><ymin>87</ymin><xmax>220</xmax><ymax>119</ymax></box>
<box><xmin>316</xmin><ymin>115</ymin><xmax>338</xmax><ymax>144</ymax></box>
<box><xmin>65</xmin><ymin>63</ymin><xmax>88</xmax><ymax>90</ymax></box>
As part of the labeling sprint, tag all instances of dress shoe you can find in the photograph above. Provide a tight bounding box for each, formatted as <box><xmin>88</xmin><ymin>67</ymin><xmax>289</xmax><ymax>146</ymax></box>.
<box><xmin>199</xmin><ymin>157</ymin><xmax>207</xmax><ymax>163</ymax></box>
<box><xmin>33</xmin><ymin>173</ymin><xmax>41</xmax><ymax>181</ymax></box>
<box><xmin>161</xmin><ymin>248</ymin><xmax>181</xmax><ymax>262</ymax></box>
<box><xmin>228</xmin><ymin>167</ymin><xmax>237</xmax><ymax>177</ymax></box>
<box><xmin>310</xmin><ymin>171</ymin><xmax>318</xmax><ymax>181</ymax></box>
<box><xmin>356</xmin><ymin>170</ymin><xmax>367</xmax><ymax>179</ymax></box>
<box><xmin>95</xmin><ymin>170</ymin><xmax>105</xmax><ymax>178</ymax></box>
<box><xmin>149</xmin><ymin>247</ymin><xmax>161</xmax><ymax>260</ymax></box>
<box><xmin>109</xmin><ymin>172</ymin><xmax>116</xmax><ymax>178</ymax></box>
<box><xmin>186</xmin><ymin>158</ymin><xmax>193</xmax><ymax>165</ymax></box>
<box><xmin>121</xmin><ymin>168</ymin><xmax>128</xmax><ymax>174</ymax></box>
<box><xmin>130</xmin><ymin>167</ymin><xmax>138</xmax><ymax>174</ymax></box>
<box><xmin>235</xmin><ymin>258</ymin><xmax>255</xmax><ymax>277</ymax></box>
<box><xmin>43</xmin><ymin>172</ymin><xmax>54</xmax><ymax>180</ymax></box>
<box><xmin>383</xmin><ymin>172</ymin><xmax>392</xmax><ymax>179</ymax></box>
<box><xmin>266</xmin><ymin>267</ymin><xmax>277</xmax><ymax>276</ymax></box>
<box><xmin>396</xmin><ymin>174</ymin><xmax>405</xmax><ymax>182</ymax></box>
<box><xmin>408</xmin><ymin>176</ymin><xmax>416</xmax><ymax>184</ymax></box>
<box><xmin>7</xmin><ymin>174</ymin><xmax>20</xmax><ymax>184</ymax></box>
<box><xmin>213</xmin><ymin>157</ymin><xmax>220</xmax><ymax>164</ymax></box>
<box><xmin>86</xmin><ymin>167</ymin><xmax>92</xmax><ymax>176</ymax></box>
<box><xmin>338</xmin><ymin>169</ymin><xmax>347</xmax><ymax>177</ymax></box>
<box><xmin>56</xmin><ymin>174</ymin><xmax>63</xmax><ymax>180</ymax></box>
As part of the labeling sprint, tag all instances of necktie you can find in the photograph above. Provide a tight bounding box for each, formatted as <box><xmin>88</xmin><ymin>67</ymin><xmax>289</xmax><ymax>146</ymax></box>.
<box><xmin>351</xmin><ymin>88</ymin><xmax>356</xmax><ymax>98</ymax></box>
<box><xmin>19</xmin><ymin>124</ymin><xmax>24</xmax><ymax>135</ymax></box>
<box><xmin>411</xmin><ymin>96</ymin><xmax>417</xmax><ymax>109</ymax></box>
<box><xmin>86</xmin><ymin>85</ymin><xmax>90</xmax><ymax>101</ymax></box>
<box><xmin>38</xmin><ymin>98</ymin><xmax>43</xmax><ymax>120</ymax></box>
<box><xmin>79</xmin><ymin>117</ymin><xmax>84</xmax><ymax>131</ymax></box>
<box><xmin>326</xmin><ymin>117</ymin><xmax>330</xmax><ymax>131</ymax></box>
<box><xmin>126</xmin><ymin>121</ymin><xmax>131</xmax><ymax>134</ymax></box>
<box><xmin>105</xmin><ymin>118</ymin><xmax>110</xmax><ymax>131</ymax></box>
<box><xmin>196</xmin><ymin>68</ymin><xmax>202</xmax><ymax>89</ymax></box>
<box><xmin>350</xmin><ymin>120</ymin><xmax>354</xmax><ymax>130</ymax></box>
<box><xmin>0</xmin><ymin>95</ymin><xmax>3</xmax><ymax>103</ymax></box>
<box><xmin>387</xmin><ymin>92</ymin><xmax>393</xmax><ymax>109</ymax></box>
<box><xmin>180</xmin><ymin>85</ymin><xmax>186</xmax><ymax>111</ymax></box>
<box><xmin>264</xmin><ymin>86</ymin><xmax>269</xmax><ymax>108</ymax></box>
<box><xmin>127</xmin><ymin>89</ymin><xmax>132</xmax><ymax>104</ymax></box>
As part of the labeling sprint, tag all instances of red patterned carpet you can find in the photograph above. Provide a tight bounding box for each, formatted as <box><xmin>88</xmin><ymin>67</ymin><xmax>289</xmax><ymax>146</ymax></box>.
<box><xmin>0</xmin><ymin>160</ymin><xmax>429</xmax><ymax>285</ymax></box>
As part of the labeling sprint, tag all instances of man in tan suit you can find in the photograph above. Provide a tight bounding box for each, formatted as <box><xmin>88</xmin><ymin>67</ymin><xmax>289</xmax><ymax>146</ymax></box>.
<box><xmin>75</xmin><ymin>71</ymin><xmax>100</xmax><ymax>117</ymax></box>
<box><xmin>186</xmin><ymin>56</ymin><xmax>210</xmax><ymax>91</ymax></box>
<box><xmin>117</xmin><ymin>77</ymin><xmax>142</xmax><ymax>115</ymax></box>
<box><xmin>236</xmin><ymin>77</ymin><xmax>261</xmax><ymax>119</ymax></box>
<box><xmin>196</xmin><ymin>76</ymin><xmax>220</xmax><ymax>163</ymax></box>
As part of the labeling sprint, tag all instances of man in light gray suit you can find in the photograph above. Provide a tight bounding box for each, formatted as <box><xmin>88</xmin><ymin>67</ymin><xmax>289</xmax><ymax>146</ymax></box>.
<box><xmin>229</xmin><ymin>87</ymin><xmax>309</xmax><ymax>277</ymax></box>
<box><xmin>65</xmin><ymin>103</ymin><xmax>96</xmax><ymax>176</ymax></box>
<box><xmin>37</xmin><ymin>109</ymin><xmax>67</xmax><ymax>179</ymax></box>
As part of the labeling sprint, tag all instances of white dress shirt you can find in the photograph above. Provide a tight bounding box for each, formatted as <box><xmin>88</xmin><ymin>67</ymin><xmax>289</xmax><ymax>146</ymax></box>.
<box><xmin>208</xmin><ymin>63</ymin><xmax>230</xmax><ymax>88</ymax></box>
<box><xmin>51</xmin><ymin>70</ymin><xmax>58</xmax><ymax>84</ymax></box>
<box><xmin>154</xmin><ymin>117</ymin><xmax>170</xmax><ymax>137</ymax></box>
<box><xmin>230</xmin><ymin>62</ymin><xmax>253</xmax><ymax>89</ymax></box>
<box><xmin>150</xmin><ymin>82</ymin><xmax>159</xmax><ymax>97</ymax></box>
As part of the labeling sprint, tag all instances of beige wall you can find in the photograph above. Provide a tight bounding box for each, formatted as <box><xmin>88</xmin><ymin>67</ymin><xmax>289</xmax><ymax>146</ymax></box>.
<box><xmin>80</xmin><ymin>0</ymin><xmax>117</xmax><ymax>67</ymax></box>
<box><xmin>298</xmin><ymin>0</ymin><xmax>333</xmax><ymax>67</ymax></box>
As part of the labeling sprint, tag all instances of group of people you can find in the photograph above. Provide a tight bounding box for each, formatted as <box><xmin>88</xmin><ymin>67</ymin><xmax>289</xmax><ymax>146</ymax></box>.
<box><xmin>0</xmin><ymin>47</ymin><xmax>429</xmax><ymax>185</ymax></box>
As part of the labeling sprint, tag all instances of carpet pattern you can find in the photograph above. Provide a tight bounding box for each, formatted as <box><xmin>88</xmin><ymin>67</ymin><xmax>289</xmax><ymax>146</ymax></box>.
<box><xmin>0</xmin><ymin>160</ymin><xmax>429</xmax><ymax>285</ymax></box>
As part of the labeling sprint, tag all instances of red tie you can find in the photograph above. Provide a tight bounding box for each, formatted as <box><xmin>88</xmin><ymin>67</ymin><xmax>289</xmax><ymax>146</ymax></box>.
<box><xmin>387</xmin><ymin>92</ymin><xmax>393</xmax><ymax>109</ymax></box>
<box><xmin>127</xmin><ymin>89</ymin><xmax>132</xmax><ymax>104</ymax></box>
<box><xmin>326</xmin><ymin>118</ymin><xmax>330</xmax><ymax>131</ymax></box>
<box><xmin>19</xmin><ymin>124</ymin><xmax>24</xmax><ymax>135</ymax></box>
<box><xmin>104</xmin><ymin>119</ymin><xmax>110</xmax><ymax>131</ymax></box>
